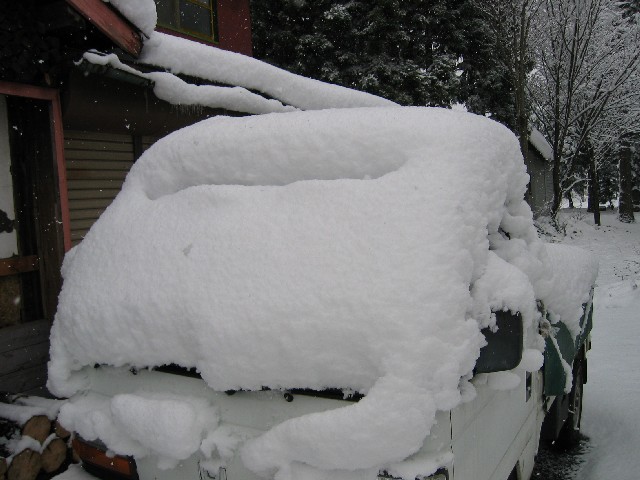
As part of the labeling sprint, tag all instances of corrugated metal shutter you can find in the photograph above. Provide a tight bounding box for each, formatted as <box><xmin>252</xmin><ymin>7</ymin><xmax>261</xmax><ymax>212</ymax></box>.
<box><xmin>65</xmin><ymin>131</ymin><xmax>134</xmax><ymax>246</ymax></box>
<box><xmin>64</xmin><ymin>130</ymin><xmax>157</xmax><ymax>245</ymax></box>
<box><xmin>142</xmin><ymin>136</ymin><xmax>157</xmax><ymax>152</ymax></box>
<box><xmin>64</xmin><ymin>131</ymin><xmax>159</xmax><ymax>246</ymax></box>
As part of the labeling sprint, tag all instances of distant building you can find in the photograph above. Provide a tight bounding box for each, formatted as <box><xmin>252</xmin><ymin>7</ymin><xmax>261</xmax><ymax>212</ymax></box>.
<box><xmin>527</xmin><ymin>128</ymin><xmax>554</xmax><ymax>218</ymax></box>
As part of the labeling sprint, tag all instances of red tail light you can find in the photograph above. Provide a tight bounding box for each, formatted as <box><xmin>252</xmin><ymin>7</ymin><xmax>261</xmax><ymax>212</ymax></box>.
<box><xmin>72</xmin><ymin>436</ymin><xmax>138</xmax><ymax>479</ymax></box>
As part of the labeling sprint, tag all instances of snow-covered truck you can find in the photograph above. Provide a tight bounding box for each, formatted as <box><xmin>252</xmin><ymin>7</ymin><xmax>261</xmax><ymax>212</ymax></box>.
<box><xmin>46</xmin><ymin>107</ymin><xmax>597</xmax><ymax>480</ymax></box>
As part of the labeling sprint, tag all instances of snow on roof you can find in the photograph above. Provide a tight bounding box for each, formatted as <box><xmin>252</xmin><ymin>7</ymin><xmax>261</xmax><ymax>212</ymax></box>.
<box><xmin>88</xmin><ymin>0</ymin><xmax>394</xmax><ymax>115</ymax></box>
<box><xmin>99</xmin><ymin>1</ymin><xmax>394</xmax><ymax>112</ymax></box>
<box><xmin>83</xmin><ymin>32</ymin><xmax>396</xmax><ymax>114</ymax></box>
<box><xmin>82</xmin><ymin>51</ymin><xmax>297</xmax><ymax>115</ymax></box>
<box><xmin>47</xmin><ymin>107</ymin><xmax>597</xmax><ymax>477</ymax></box>
<box><xmin>139</xmin><ymin>31</ymin><xmax>396</xmax><ymax>111</ymax></box>
<box><xmin>81</xmin><ymin>31</ymin><xmax>395</xmax><ymax>115</ymax></box>
<box><xmin>105</xmin><ymin>0</ymin><xmax>157</xmax><ymax>37</ymax></box>
<box><xmin>529</xmin><ymin>128</ymin><xmax>553</xmax><ymax>161</ymax></box>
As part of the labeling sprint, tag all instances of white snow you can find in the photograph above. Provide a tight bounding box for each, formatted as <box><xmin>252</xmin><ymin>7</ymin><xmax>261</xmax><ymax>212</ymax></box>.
<box><xmin>386</xmin><ymin>451</ymin><xmax>454</xmax><ymax>480</ymax></box>
<box><xmin>486</xmin><ymin>371</ymin><xmax>522</xmax><ymax>390</ymax></box>
<box><xmin>82</xmin><ymin>51</ymin><xmax>296</xmax><ymax>115</ymax></box>
<box><xmin>57</xmin><ymin>392</ymin><xmax>219</xmax><ymax>469</ymax></box>
<box><xmin>80</xmin><ymin>31</ymin><xmax>395</xmax><ymax>114</ymax></box>
<box><xmin>84</xmin><ymin>0</ymin><xmax>395</xmax><ymax>115</ymax></box>
<box><xmin>139</xmin><ymin>31</ymin><xmax>397</xmax><ymax>111</ymax></box>
<box><xmin>545</xmin><ymin>211</ymin><xmax>640</xmax><ymax>479</ymax></box>
<box><xmin>80</xmin><ymin>32</ymin><xmax>394</xmax><ymax>115</ymax></box>
<box><xmin>46</xmin><ymin>107</ymin><xmax>597</xmax><ymax>478</ymax></box>
<box><xmin>105</xmin><ymin>0</ymin><xmax>157</xmax><ymax>37</ymax></box>
<box><xmin>111</xmin><ymin>394</ymin><xmax>218</xmax><ymax>466</ymax></box>
<box><xmin>519</xmin><ymin>348</ymin><xmax>545</xmax><ymax>372</ymax></box>
<box><xmin>0</xmin><ymin>396</ymin><xmax>65</xmax><ymax>424</ymax></box>
<box><xmin>0</xmin><ymin>399</ymin><xmax>63</xmax><ymax>466</ymax></box>
<box><xmin>529</xmin><ymin>128</ymin><xmax>553</xmax><ymax>161</ymax></box>
<box><xmin>51</xmin><ymin>464</ymin><xmax>97</xmax><ymax>480</ymax></box>
<box><xmin>3</xmin><ymin>435</ymin><xmax>41</xmax><ymax>462</ymax></box>
<box><xmin>543</xmin><ymin>243</ymin><xmax>598</xmax><ymax>337</ymax></box>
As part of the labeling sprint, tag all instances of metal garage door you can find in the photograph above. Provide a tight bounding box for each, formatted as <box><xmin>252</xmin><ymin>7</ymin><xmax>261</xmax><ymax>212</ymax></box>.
<box><xmin>64</xmin><ymin>131</ymin><xmax>157</xmax><ymax>246</ymax></box>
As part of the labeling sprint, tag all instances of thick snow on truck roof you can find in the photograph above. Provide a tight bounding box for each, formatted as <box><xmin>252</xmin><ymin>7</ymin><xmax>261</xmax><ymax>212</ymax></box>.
<box><xmin>48</xmin><ymin>107</ymin><xmax>597</xmax><ymax>479</ymax></box>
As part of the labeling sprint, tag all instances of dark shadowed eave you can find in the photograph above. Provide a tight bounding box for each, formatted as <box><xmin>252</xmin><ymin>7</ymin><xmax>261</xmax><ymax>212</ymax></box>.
<box><xmin>65</xmin><ymin>0</ymin><xmax>143</xmax><ymax>57</ymax></box>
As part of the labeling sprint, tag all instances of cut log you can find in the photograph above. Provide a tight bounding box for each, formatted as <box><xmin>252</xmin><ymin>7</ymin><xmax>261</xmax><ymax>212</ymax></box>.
<box><xmin>41</xmin><ymin>438</ymin><xmax>67</xmax><ymax>473</ymax></box>
<box><xmin>7</xmin><ymin>449</ymin><xmax>41</xmax><ymax>480</ymax></box>
<box><xmin>54</xmin><ymin>420</ymin><xmax>70</xmax><ymax>440</ymax></box>
<box><xmin>21</xmin><ymin>416</ymin><xmax>51</xmax><ymax>444</ymax></box>
<box><xmin>1</xmin><ymin>457</ymin><xmax>7</xmax><ymax>476</ymax></box>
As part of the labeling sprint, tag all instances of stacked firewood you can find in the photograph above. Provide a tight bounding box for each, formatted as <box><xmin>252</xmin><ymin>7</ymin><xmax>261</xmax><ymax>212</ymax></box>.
<box><xmin>1</xmin><ymin>415</ymin><xmax>72</xmax><ymax>480</ymax></box>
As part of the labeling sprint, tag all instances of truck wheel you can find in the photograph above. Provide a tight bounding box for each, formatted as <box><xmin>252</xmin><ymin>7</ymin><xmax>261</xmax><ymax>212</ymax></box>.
<box><xmin>556</xmin><ymin>360</ymin><xmax>584</xmax><ymax>449</ymax></box>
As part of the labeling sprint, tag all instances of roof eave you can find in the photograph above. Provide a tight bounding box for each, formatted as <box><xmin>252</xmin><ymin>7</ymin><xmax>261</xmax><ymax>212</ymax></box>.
<box><xmin>65</xmin><ymin>0</ymin><xmax>143</xmax><ymax>57</ymax></box>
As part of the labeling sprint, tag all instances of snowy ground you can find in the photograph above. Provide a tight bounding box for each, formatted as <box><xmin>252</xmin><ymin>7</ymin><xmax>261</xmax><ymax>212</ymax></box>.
<box><xmin>535</xmin><ymin>209</ymin><xmax>640</xmax><ymax>480</ymax></box>
<box><xmin>45</xmin><ymin>209</ymin><xmax>640</xmax><ymax>480</ymax></box>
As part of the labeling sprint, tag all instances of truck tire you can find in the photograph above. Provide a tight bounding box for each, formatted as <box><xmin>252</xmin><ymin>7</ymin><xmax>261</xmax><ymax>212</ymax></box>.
<box><xmin>556</xmin><ymin>359</ymin><xmax>584</xmax><ymax>449</ymax></box>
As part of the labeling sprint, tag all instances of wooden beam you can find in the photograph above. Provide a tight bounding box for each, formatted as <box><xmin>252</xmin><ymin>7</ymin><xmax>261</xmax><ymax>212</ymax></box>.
<box><xmin>0</xmin><ymin>82</ymin><xmax>73</xmax><ymax>252</ymax></box>
<box><xmin>65</xmin><ymin>0</ymin><xmax>142</xmax><ymax>57</ymax></box>
<box><xmin>0</xmin><ymin>319</ymin><xmax>51</xmax><ymax>354</ymax></box>
<box><xmin>0</xmin><ymin>256</ymin><xmax>39</xmax><ymax>277</ymax></box>
<box><xmin>0</xmin><ymin>363</ymin><xmax>48</xmax><ymax>394</ymax></box>
<box><xmin>50</xmin><ymin>90</ymin><xmax>72</xmax><ymax>252</ymax></box>
<box><xmin>0</xmin><ymin>341</ymin><xmax>49</xmax><ymax>377</ymax></box>
<box><xmin>0</xmin><ymin>321</ymin><xmax>50</xmax><ymax>394</ymax></box>
<box><xmin>0</xmin><ymin>82</ymin><xmax>58</xmax><ymax>101</ymax></box>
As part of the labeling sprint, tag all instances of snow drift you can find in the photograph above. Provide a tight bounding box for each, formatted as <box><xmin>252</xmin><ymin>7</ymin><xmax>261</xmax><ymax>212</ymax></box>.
<box><xmin>48</xmin><ymin>107</ymin><xmax>595</xmax><ymax>478</ymax></box>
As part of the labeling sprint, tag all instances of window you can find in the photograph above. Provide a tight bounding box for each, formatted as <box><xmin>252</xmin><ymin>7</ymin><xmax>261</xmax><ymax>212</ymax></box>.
<box><xmin>155</xmin><ymin>0</ymin><xmax>218</xmax><ymax>42</ymax></box>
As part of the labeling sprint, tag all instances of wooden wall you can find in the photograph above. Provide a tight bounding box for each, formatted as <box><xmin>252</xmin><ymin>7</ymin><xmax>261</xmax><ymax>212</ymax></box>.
<box><xmin>0</xmin><ymin>320</ymin><xmax>50</xmax><ymax>394</ymax></box>
<box><xmin>0</xmin><ymin>88</ymin><xmax>66</xmax><ymax>396</ymax></box>
<box><xmin>528</xmin><ymin>147</ymin><xmax>553</xmax><ymax>218</ymax></box>
<box><xmin>64</xmin><ymin>131</ymin><xmax>157</xmax><ymax>246</ymax></box>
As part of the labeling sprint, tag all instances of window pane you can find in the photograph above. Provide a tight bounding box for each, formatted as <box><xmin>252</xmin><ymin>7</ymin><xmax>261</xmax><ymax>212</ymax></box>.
<box><xmin>179</xmin><ymin>0</ymin><xmax>212</xmax><ymax>37</ymax></box>
<box><xmin>155</xmin><ymin>0</ymin><xmax>178</xmax><ymax>29</ymax></box>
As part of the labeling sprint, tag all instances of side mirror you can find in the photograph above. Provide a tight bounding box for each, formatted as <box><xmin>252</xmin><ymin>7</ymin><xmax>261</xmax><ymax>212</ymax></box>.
<box><xmin>475</xmin><ymin>311</ymin><xmax>523</xmax><ymax>373</ymax></box>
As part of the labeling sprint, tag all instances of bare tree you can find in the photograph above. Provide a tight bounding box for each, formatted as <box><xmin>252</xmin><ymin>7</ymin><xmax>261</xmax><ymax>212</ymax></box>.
<box><xmin>473</xmin><ymin>0</ymin><xmax>541</xmax><ymax>175</ymax></box>
<box><xmin>529</xmin><ymin>0</ymin><xmax>640</xmax><ymax>222</ymax></box>
<box><xmin>619</xmin><ymin>137</ymin><xmax>636</xmax><ymax>222</ymax></box>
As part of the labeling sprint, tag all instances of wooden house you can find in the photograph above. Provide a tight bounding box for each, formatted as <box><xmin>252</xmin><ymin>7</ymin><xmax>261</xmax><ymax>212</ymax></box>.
<box><xmin>527</xmin><ymin>128</ymin><xmax>554</xmax><ymax>218</ymax></box>
<box><xmin>0</xmin><ymin>0</ymin><xmax>253</xmax><ymax>394</ymax></box>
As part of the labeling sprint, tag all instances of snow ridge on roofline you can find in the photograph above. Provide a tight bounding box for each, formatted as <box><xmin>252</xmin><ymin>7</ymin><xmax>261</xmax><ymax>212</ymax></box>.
<box><xmin>529</xmin><ymin>128</ymin><xmax>553</xmax><ymax>161</ymax></box>
<box><xmin>81</xmin><ymin>51</ymin><xmax>297</xmax><ymax>115</ymax></box>
<box><xmin>101</xmin><ymin>0</ymin><xmax>393</xmax><ymax>111</ymax></box>
<box><xmin>80</xmin><ymin>33</ymin><xmax>395</xmax><ymax>115</ymax></box>
<box><xmin>105</xmin><ymin>0</ymin><xmax>157</xmax><ymax>37</ymax></box>
<box><xmin>139</xmin><ymin>31</ymin><xmax>397</xmax><ymax>111</ymax></box>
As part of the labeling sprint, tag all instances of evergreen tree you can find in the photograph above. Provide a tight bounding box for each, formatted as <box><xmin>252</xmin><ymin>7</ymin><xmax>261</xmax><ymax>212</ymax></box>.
<box><xmin>632</xmin><ymin>142</ymin><xmax>640</xmax><ymax>211</ymax></box>
<box><xmin>462</xmin><ymin>2</ymin><xmax>519</xmax><ymax>130</ymax></box>
<box><xmin>250</xmin><ymin>0</ymin><xmax>478</xmax><ymax>106</ymax></box>
<box><xmin>619</xmin><ymin>0</ymin><xmax>640</xmax><ymax>16</ymax></box>
<box><xmin>619</xmin><ymin>139</ymin><xmax>636</xmax><ymax>222</ymax></box>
